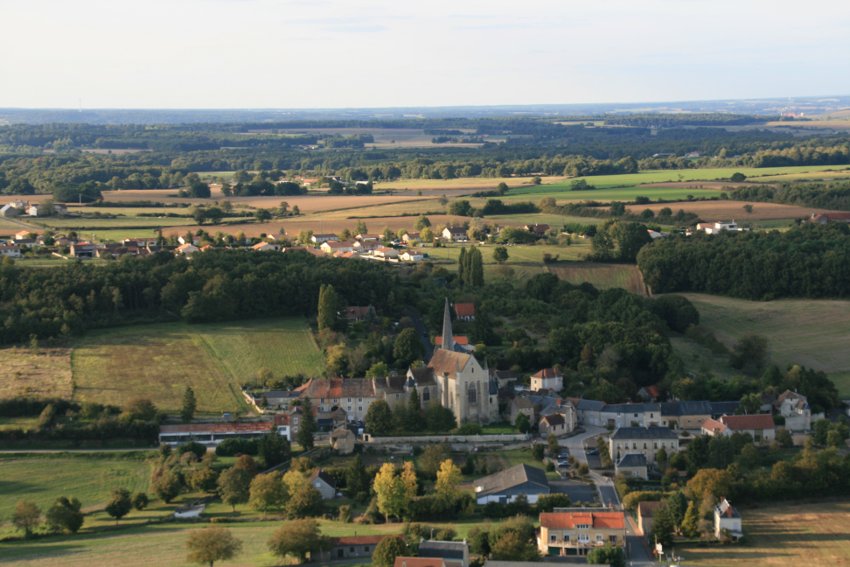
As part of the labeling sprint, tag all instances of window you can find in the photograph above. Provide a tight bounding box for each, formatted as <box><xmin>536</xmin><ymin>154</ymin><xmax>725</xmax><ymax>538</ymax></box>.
<box><xmin>609</xmin><ymin>535</ymin><xmax>617</xmax><ymax>544</ymax></box>
<box><xmin>596</xmin><ymin>534</ymin><xmax>603</xmax><ymax>542</ymax></box>
<box><xmin>550</xmin><ymin>535</ymin><xmax>556</xmax><ymax>542</ymax></box>
<box><xmin>468</xmin><ymin>387</ymin><xmax>477</xmax><ymax>404</ymax></box>
<box><xmin>350</xmin><ymin>547</ymin><xmax>355</xmax><ymax>552</ymax></box>
<box><xmin>423</xmin><ymin>390</ymin><xmax>430</xmax><ymax>402</ymax></box>
<box><xmin>364</xmin><ymin>546</ymin><xmax>370</xmax><ymax>552</ymax></box>
<box><xmin>564</xmin><ymin>534</ymin><xmax>570</xmax><ymax>542</ymax></box>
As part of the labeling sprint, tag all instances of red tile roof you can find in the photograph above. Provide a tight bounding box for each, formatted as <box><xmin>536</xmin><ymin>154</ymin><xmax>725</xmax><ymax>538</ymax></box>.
<box><xmin>435</xmin><ymin>335</ymin><xmax>470</xmax><ymax>346</ymax></box>
<box><xmin>334</xmin><ymin>535</ymin><xmax>385</xmax><ymax>546</ymax></box>
<box><xmin>540</xmin><ymin>511</ymin><xmax>625</xmax><ymax>530</ymax></box>
<box><xmin>720</xmin><ymin>414</ymin><xmax>775</xmax><ymax>430</ymax></box>
<box><xmin>532</xmin><ymin>368</ymin><xmax>560</xmax><ymax>379</ymax></box>
<box><xmin>296</xmin><ymin>377</ymin><xmax>377</xmax><ymax>399</ymax></box>
<box><xmin>454</xmin><ymin>303</ymin><xmax>475</xmax><ymax>318</ymax></box>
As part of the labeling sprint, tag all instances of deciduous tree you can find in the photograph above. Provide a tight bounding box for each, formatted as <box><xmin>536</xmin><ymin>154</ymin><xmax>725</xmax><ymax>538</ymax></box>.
<box><xmin>186</xmin><ymin>526</ymin><xmax>242</xmax><ymax>567</ymax></box>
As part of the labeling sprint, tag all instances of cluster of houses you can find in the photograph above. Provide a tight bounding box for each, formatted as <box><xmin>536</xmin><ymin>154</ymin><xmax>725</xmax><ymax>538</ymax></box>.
<box><xmin>311</xmin><ymin>232</ymin><xmax>426</xmax><ymax>263</ymax></box>
<box><xmin>0</xmin><ymin>200</ymin><xmax>68</xmax><ymax>218</ymax></box>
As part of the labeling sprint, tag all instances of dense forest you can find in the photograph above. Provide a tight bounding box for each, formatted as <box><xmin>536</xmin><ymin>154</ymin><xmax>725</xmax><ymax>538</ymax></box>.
<box><xmin>637</xmin><ymin>224</ymin><xmax>850</xmax><ymax>299</ymax></box>
<box><xmin>1</xmin><ymin>117</ymin><xmax>849</xmax><ymax>196</ymax></box>
<box><xmin>0</xmin><ymin>251</ymin><xmax>399</xmax><ymax>344</ymax></box>
<box><xmin>733</xmin><ymin>181</ymin><xmax>850</xmax><ymax>211</ymax></box>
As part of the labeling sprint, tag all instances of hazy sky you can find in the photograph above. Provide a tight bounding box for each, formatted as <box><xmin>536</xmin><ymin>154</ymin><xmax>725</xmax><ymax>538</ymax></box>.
<box><xmin>1</xmin><ymin>0</ymin><xmax>849</xmax><ymax>109</ymax></box>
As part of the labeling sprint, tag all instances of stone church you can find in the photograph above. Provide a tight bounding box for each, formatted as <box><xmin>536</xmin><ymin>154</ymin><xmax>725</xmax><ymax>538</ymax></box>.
<box><xmin>406</xmin><ymin>299</ymin><xmax>499</xmax><ymax>425</ymax></box>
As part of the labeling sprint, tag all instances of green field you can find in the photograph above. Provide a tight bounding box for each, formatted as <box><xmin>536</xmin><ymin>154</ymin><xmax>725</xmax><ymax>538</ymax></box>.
<box><xmin>674</xmin><ymin>293</ymin><xmax>850</xmax><ymax>396</ymax></box>
<box><xmin>0</xmin><ymin>516</ymin><xmax>483</xmax><ymax>566</ymax></box>
<box><xmin>71</xmin><ymin>318</ymin><xmax>324</xmax><ymax>414</ymax></box>
<box><xmin>510</xmin><ymin>165</ymin><xmax>847</xmax><ymax>195</ymax></box>
<box><xmin>424</xmin><ymin>242</ymin><xmax>591</xmax><ymax>265</ymax></box>
<box><xmin>0</xmin><ymin>454</ymin><xmax>151</xmax><ymax>517</ymax></box>
<box><xmin>677</xmin><ymin>500</ymin><xmax>850</xmax><ymax>566</ymax></box>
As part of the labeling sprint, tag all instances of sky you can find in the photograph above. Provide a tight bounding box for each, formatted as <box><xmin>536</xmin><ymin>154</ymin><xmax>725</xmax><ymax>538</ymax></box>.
<box><xmin>1</xmin><ymin>0</ymin><xmax>849</xmax><ymax>109</ymax></box>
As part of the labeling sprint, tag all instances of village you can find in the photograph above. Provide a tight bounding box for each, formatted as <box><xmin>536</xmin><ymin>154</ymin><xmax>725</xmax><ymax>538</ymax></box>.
<box><xmin>151</xmin><ymin>298</ymin><xmax>826</xmax><ymax>566</ymax></box>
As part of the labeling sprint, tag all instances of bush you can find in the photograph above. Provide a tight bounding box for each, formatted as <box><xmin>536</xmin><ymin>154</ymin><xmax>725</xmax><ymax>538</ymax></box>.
<box><xmin>216</xmin><ymin>438</ymin><xmax>259</xmax><ymax>457</ymax></box>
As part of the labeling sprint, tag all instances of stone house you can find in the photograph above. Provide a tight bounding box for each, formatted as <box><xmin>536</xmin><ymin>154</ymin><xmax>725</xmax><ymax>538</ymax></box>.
<box><xmin>538</xmin><ymin>510</ymin><xmax>626</xmax><ymax>557</ymax></box>
<box><xmin>608</xmin><ymin>426</ymin><xmax>680</xmax><ymax>465</ymax></box>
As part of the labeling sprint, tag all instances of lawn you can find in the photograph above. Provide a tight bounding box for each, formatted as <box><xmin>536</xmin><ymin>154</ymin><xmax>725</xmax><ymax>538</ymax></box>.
<box><xmin>675</xmin><ymin>293</ymin><xmax>850</xmax><ymax>396</ymax></box>
<box><xmin>0</xmin><ymin>347</ymin><xmax>73</xmax><ymax>400</ymax></box>
<box><xmin>677</xmin><ymin>500</ymin><xmax>850</xmax><ymax>566</ymax></box>
<box><xmin>424</xmin><ymin>242</ymin><xmax>591</xmax><ymax>265</ymax></box>
<box><xmin>0</xmin><ymin>453</ymin><xmax>152</xmax><ymax>518</ymax></box>
<box><xmin>375</xmin><ymin>176</ymin><xmax>554</xmax><ymax>191</ymax></box>
<box><xmin>548</xmin><ymin>263</ymin><xmax>648</xmax><ymax>295</ymax></box>
<box><xmin>71</xmin><ymin>318</ymin><xmax>324</xmax><ymax>414</ymax></box>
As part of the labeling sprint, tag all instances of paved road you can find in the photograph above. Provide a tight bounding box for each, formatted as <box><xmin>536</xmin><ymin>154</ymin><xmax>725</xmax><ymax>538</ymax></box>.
<box><xmin>549</xmin><ymin>479</ymin><xmax>597</xmax><ymax>505</ymax></box>
<box><xmin>560</xmin><ymin>425</ymin><xmax>606</xmax><ymax>465</ymax></box>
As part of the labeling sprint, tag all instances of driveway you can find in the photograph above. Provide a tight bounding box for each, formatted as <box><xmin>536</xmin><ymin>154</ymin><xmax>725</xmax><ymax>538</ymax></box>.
<box><xmin>560</xmin><ymin>425</ymin><xmax>606</xmax><ymax>465</ymax></box>
<box><xmin>549</xmin><ymin>479</ymin><xmax>598</xmax><ymax>505</ymax></box>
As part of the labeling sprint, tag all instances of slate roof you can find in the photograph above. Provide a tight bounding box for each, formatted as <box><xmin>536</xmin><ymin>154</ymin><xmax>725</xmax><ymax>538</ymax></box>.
<box><xmin>541</xmin><ymin>414</ymin><xmax>565</xmax><ymax>427</ymax></box>
<box><xmin>610</xmin><ymin>426</ymin><xmax>678</xmax><ymax>440</ymax></box>
<box><xmin>473</xmin><ymin>464</ymin><xmax>549</xmax><ymax>498</ymax></box>
<box><xmin>418</xmin><ymin>540</ymin><xmax>467</xmax><ymax>560</ymax></box>
<box><xmin>160</xmin><ymin>422</ymin><xmax>273</xmax><ymax>434</ymax></box>
<box><xmin>408</xmin><ymin>366</ymin><xmax>437</xmax><ymax>387</ymax></box>
<box><xmin>710</xmin><ymin>401</ymin><xmax>741</xmax><ymax>417</ymax></box>
<box><xmin>573</xmin><ymin>398</ymin><xmax>606</xmax><ymax>412</ymax></box>
<box><xmin>662</xmin><ymin>400</ymin><xmax>713</xmax><ymax>416</ymax></box>
<box><xmin>617</xmin><ymin>453</ymin><xmax>647</xmax><ymax>468</ymax></box>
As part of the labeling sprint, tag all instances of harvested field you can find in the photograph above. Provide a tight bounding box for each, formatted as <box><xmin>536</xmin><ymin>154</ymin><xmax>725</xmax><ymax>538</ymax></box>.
<box><xmin>101</xmin><ymin>190</ymin><xmax>431</xmax><ymax>211</ymax></box>
<box><xmin>626</xmin><ymin>200</ymin><xmax>838</xmax><ymax>220</ymax></box>
<box><xmin>678</xmin><ymin>500</ymin><xmax>850</xmax><ymax>566</ymax></box>
<box><xmin>71</xmin><ymin>318</ymin><xmax>324</xmax><ymax>414</ymax></box>
<box><xmin>548</xmin><ymin>263</ymin><xmax>648</xmax><ymax>295</ymax></box>
<box><xmin>0</xmin><ymin>348</ymin><xmax>73</xmax><ymax>400</ymax></box>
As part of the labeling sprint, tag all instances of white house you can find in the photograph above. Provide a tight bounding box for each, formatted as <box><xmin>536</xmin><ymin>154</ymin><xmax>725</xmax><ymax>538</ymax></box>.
<box><xmin>372</xmin><ymin>246</ymin><xmax>399</xmax><ymax>260</ymax></box>
<box><xmin>309</xmin><ymin>469</ymin><xmax>338</xmax><ymax>500</ymax></box>
<box><xmin>696</xmin><ymin>221</ymin><xmax>740</xmax><ymax>235</ymax></box>
<box><xmin>0</xmin><ymin>242</ymin><xmax>21</xmax><ymax>258</ymax></box>
<box><xmin>442</xmin><ymin>226</ymin><xmax>469</xmax><ymax>242</ymax></box>
<box><xmin>320</xmin><ymin>240</ymin><xmax>355</xmax><ymax>255</ymax></box>
<box><xmin>775</xmin><ymin>390</ymin><xmax>812</xmax><ymax>432</ymax></box>
<box><xmin>175</xmin><ymin>243</ymin><xmax>200</xmax><ymax>256</ymax></box>
<box><xmin>310</xmin><ymin>233</ymin><xmax>339</xmax><ymax>244</ymax></box>
<box><xmin>400</xmin><ymin>250</ymin><xmax>424</xmax><ymax>262</ymax></box>
<box><xmin>473</xmin><ymin>464</ymin><xmax>550</xmax><ymax>504</ymax></box>
<box><xmin>609</xmin><ymin>427</ymin><xmax>680</xmax><ymax>464</ymax></box>
<box><xmin>714</xmin><ymin>498</ymin><xmax>743</xmax><ymax>540</ymax></box>
<box><xmin>530</xmin><ymin>368</ymin><xmax>563</xmax><ymax>392</ymax></box>
<box><xmin>252</xmin><ymin>242</ymin><xmax>280</xmax><ymax>252</ymax></box>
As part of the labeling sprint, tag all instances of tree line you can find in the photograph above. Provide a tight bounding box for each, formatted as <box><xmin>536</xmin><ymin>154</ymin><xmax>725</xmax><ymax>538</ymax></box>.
<box><xmin>637</xmin><ymin>224</ymin><xmax>850</xmax><ymax>299</ymax></box>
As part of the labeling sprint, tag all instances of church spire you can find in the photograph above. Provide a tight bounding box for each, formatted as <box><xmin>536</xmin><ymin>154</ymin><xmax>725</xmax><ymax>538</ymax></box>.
<box><xmin>441</xmin><ymin>297</ymin><xmax>454</xmax><ymax>351</ymax></box>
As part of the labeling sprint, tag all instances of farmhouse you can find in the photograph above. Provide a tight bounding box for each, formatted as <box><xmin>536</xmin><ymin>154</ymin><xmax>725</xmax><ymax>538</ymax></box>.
<box><xmin>775</xmin><ymin>390</ymin><xmax>812</xmax><ymax>432</ymax></box>
<box><xmin>320</xmin><ymin>240</ymin><xmax>355</xmax><ymax>255</ymax></box>
<box><xmin>714</xmin><ymin>498</ymin><xmax>743</xmax><ymax>540</ymax></box>
<box><xmin>70</xmin><ymin>242</ymin><xmax>96</xmax><ymax>258</ymax></box>
<box><xmin>473</xmin><ymin>463</ymin><xmax>550</xmax><ymax>504</ymax></box>
<box><xmin>538</xmin><ymin>510</ymin><xmax>626</xmax><ymax>557</ymax></box>
<box><xmin>158</xmin><ymin>421</ymin><xmax>285</xmax><ymax>447</ymax></box>
<box><xmin>344</xmin><ymin>305</ymin><xmax>376</xmax><ymax>322</ymax></box>
<box><xmin>372</xmin><ymin>246</ymin><xmax>400</xmax><ymax>260</ymax></box>
<box><xmin>251</xmin><ymin>241</ymin><xmax>280</xmax><ymax>252</ymax></box>
<box><xmin>175</xmin><ymin>242</ymin><xmax>199</xmax><ymax>256</ymax></box>
<box><xmin>530</xmin><ymin>368</ymin><xmax>563</xmax><ymax>392</ymax></box>
<box><xmin>695</xmin><ymin>221</ymin><xmax>740</xmax><ymax>235</ymax></box>
<box><xmin>400</xmin><ymin>249</ymin><xmax>425</xmax><ymax>262</ymax></box>
<box><xmin>608</xmin><ymin>426</ymin><xmax>679</xmax><ymax>464</ymax></box>
<box><xmin>810</xmin><ymin>212</ymin><xmax>850</xmax><ymax>224</ymax></box>
<box><xmin>0</xmin><ymin>242</ymin><xmax>21</xmax><ymax>258</ymax></box>
<box><xmin>442</xmin><ymin>226</ymin><xmax>469</xmax><ymax>242</ymax></box>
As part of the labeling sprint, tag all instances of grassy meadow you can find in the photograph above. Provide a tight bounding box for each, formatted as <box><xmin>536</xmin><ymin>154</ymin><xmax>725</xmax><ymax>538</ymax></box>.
<box><xmin>677</xmin><ymin>500</ymin><xmax>850</xmax><ymax>566</ymax></box>
<box><xmin>70</xmin><ymin>318</ymin><xmax>324</xmax><ymax>414</ymax></box>
<box><xmin>0</xmin><ymin>453</ymin><xmax>152</xmax><ymax>518</ymax></box>
<box><xmin>549</xmin><ymin>263</ymin><xmax>648</xmax><ymax>295</ymax></box>
<box><xmin>674</xmin><ymin>293</ymin><xmax>850</xmax><ymax>396</ymax></box>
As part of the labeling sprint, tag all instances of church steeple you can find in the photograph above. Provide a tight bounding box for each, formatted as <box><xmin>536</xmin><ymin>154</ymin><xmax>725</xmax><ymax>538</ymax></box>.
<box><xmin>441</xmin><ymin>297</ymin><xmax>454</xmax><ymax>351</ymax></box>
